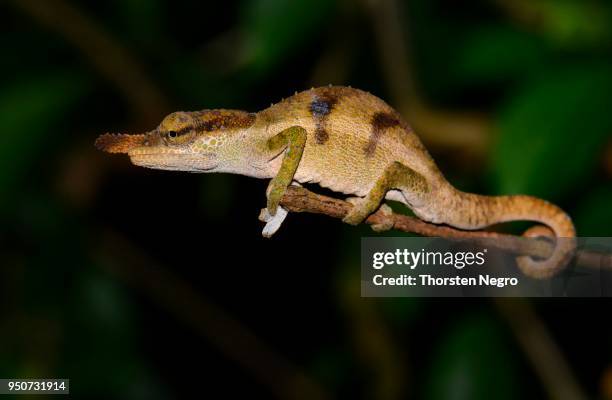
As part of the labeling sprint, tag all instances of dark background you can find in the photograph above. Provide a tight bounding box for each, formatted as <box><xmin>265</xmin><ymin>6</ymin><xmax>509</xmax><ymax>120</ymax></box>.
<box><xmin>1</xmin><ymin>0</ymin><xmax>612</xmax><ymax>399</ymax></box>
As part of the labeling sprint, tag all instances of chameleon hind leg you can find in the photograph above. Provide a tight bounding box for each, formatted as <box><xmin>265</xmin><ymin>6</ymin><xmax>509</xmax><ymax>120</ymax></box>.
<box><xmin>259</xmin><ymin>126</ymin><xmax>306</xmax><ymax>237</ymax></box>
<box><xmin>342</xmin><ymin>161</ymin><xmax>429</xmax><ymax>230</ymax></box>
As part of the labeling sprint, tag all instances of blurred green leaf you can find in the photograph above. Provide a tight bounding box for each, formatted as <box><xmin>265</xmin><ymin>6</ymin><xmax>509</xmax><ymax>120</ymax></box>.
<box><xmin>424</xmin><ymin>313</ymin><xmax>522</xmax><ymax>400</ymax></box>
<box><xmin>493</xmin><ymin>64</ymin><xmax>612</xmax><ymax>199</ymax></box>
<box><xmin>452</xmin><ymin>26</ymin><xmax>548</xmax><ymax>87</ymax></box>
<box><xmin>574</xmin><ymin>186</ymin><xmax>612</xmax><ymax>236</ymax></box>
<box><xmin>507</xmin><ymin>0</ymin><xmax>612</xmax><ymax>47</ymax></box>
<box><xmin>239</xmin><ymin>0</ymin><xmax>336</xmax><ymax>74</ymax></box>
<box><xmin>0</xmin><ymin>73</ymin><xmax>89</xmax><ymax>204</ymax></box>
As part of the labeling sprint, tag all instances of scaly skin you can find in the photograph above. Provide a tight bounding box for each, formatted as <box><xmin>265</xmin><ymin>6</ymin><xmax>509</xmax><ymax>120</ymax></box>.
<box><xmin>96</xmin><ymin>86</ymin><xmax>576</xmax><ymax>279</ymax></box>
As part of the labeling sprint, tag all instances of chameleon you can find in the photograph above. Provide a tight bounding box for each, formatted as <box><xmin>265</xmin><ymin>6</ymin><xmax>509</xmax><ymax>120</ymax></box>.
<box><xmin>96</xmin><ymin>86</ymin><xmax>576</xmax><ymax>279</ymax></box>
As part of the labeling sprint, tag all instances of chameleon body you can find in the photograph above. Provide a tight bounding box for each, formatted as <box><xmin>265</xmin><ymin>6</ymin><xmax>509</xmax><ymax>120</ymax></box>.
<box><xmin>96</xmin><ymin>86</ymin><xmax>576</xmax><ymax>278</ymax></box>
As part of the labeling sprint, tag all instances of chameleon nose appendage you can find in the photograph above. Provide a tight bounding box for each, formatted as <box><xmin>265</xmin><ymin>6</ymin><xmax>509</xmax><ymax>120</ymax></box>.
<box><xmin>95</xmin><ymin>133</ymin><xmax>147</xmax><ymax>154</ymax></box>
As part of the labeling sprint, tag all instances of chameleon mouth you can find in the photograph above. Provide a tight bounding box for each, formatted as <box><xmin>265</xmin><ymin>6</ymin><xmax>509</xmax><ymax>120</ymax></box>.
<box><xmin>95</xmin><ymin>132</ymin><xmax>218</xmax><ymax>171</ymax></box>
<box><xmin>129</xmin><ymin>152</ymin><xmax>218</xmax><ymax>171</ymax></box>
<box><xmin>128</xmin><ymin>147</ymin><xmax>185</xmax><ymax>157</ymax></box>
<box><xmin>95</xmin><ymin>133</ymin><xmax>189</xmax><ymax>157</ymax></box>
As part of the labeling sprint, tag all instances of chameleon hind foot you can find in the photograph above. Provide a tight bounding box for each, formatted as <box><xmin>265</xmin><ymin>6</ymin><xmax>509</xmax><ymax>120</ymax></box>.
<box><xmin>371</xmin><ymin>204</ymin><xmax>394</xmax><ymax>232</ymax></box>
<box><xmin>342</xmin><ymin>161</ymin><xmax>429</xmax><ymax>227</ymax></box>
<box><xmin>343</xmin><ymin>199</ymin><xmax>394</xmax><ymax>231</ymax></box>
<box><xmin>343</xmin><ymin>197</ymin><xmax>367</xmax><ymax>225</ymax></box>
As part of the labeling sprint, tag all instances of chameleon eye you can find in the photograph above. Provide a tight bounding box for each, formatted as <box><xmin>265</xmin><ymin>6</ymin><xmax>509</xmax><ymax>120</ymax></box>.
<box><xmin>164</xmin><ymin>128</ymin><xmax>193</xmax><ymax>144</ymax></box>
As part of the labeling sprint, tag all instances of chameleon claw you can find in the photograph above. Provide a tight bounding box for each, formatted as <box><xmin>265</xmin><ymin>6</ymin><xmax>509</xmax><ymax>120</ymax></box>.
<box><xmin>258</xmin><ymin>208</ymin><xmax>269</xmax><ymax>223</ymax></box>
<box><xmin>342</xmin><ymin>197</ymin><xmax>367</xmax><ymax>225</ymax></box>
<box><xmin>260</xmin><ymin>206</ymin><xmax>289</xmax><ymax>238</ymax></box>
<box><xmin>343</xmin><ymin>212</ymin><xmax>366</xmax><ymax>226</ymax></box>
<box><xmin>371</xmin><ymin>204</ymin><xmax>394</xmax><ymax>232</ymax></box>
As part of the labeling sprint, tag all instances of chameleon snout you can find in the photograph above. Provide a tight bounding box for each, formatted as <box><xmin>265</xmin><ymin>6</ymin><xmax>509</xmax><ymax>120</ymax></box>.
<box><xmin>95</xmin><ymin>133</ymin><xmax>148</xmax><ymax>154</ymax></box>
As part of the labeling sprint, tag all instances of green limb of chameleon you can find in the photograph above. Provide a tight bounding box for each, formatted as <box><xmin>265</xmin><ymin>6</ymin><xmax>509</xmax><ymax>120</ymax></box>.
<box><xmin>343</xmin><ymin>161</ymin><xmax>429</xmax><ymax>230</ymax></box>
<box><xmin>266</xmin><ymin>126</ymin><xmax>307</xmax><ymax>217</ymax></box>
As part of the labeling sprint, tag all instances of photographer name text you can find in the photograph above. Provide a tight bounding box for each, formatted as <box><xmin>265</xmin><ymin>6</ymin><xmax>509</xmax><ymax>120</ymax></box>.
<box><xmin>371</xmin><ymin>249</ymin><xmax>518</xmax><ymax>288</ymax></box>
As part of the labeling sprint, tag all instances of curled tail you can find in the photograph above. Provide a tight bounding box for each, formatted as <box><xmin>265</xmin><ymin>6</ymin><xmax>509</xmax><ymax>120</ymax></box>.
<box><xmin>446</xmin><ymin>190</ymin><xmax>576</xmax><ymax>279</ymax></box>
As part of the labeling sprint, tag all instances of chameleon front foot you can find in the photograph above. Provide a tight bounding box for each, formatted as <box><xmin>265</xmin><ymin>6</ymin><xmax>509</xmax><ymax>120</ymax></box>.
<box><xmin>259</xmin><ymin>206</ymin><xmax>289</xmax><ymax>238</ymax></box>
<box><xmin>265</xmin><ymin>125</ymin><xmax>307</xmax><ymax>217</ymax></box>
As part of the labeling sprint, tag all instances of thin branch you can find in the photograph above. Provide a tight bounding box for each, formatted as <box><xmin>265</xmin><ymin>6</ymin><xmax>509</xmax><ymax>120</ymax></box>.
<box><xmin>279</xmin><ymin>186</ymin><xmax>612</xmax><ymax>270</ymax></box>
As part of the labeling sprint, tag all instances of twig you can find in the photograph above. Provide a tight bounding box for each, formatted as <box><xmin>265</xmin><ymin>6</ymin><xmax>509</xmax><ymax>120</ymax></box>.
<box><xmin>279</xmin><ymin>186</ymin><xmax>612</xmax><ymax>270</ymax></box>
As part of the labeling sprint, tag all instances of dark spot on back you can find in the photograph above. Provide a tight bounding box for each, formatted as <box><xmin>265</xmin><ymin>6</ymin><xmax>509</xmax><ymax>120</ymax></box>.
<box><xmin>364</xmin><ymin>111</ymin><xmax>401</xmax><ymax>156</ymax></box>
<box><xmin>310</xmin><ymin>98</ymin><xmax>333</xmax><ymax>117</ymax></box>
<box><xmin>314</xmin><ymin>127</ymin><xmax>328</xmax><ymax>144</ymax></box>
<box><xmin>373</xmin><ymin>112</ymin><xmax>400</xmax><ymax>130</ymax></box>
<box><xmin>310</xmin><ymin>91</ymin><xmax>339</xmax><ymax>144</ymax></box>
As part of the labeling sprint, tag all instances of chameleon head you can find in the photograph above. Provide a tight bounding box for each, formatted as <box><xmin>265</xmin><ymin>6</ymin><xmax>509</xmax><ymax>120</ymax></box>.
<box><xmin>95</xmin><ymin>110</ymin><xmax>256</xmax><ymax>172</ymax></box>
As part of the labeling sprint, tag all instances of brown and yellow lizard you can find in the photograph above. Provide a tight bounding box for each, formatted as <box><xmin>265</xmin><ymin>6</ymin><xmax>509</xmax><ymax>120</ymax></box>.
<box><xmin>96</xmin><ymin>86</ymin><xmax>575</xmax><ymax>278</ymax></box>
